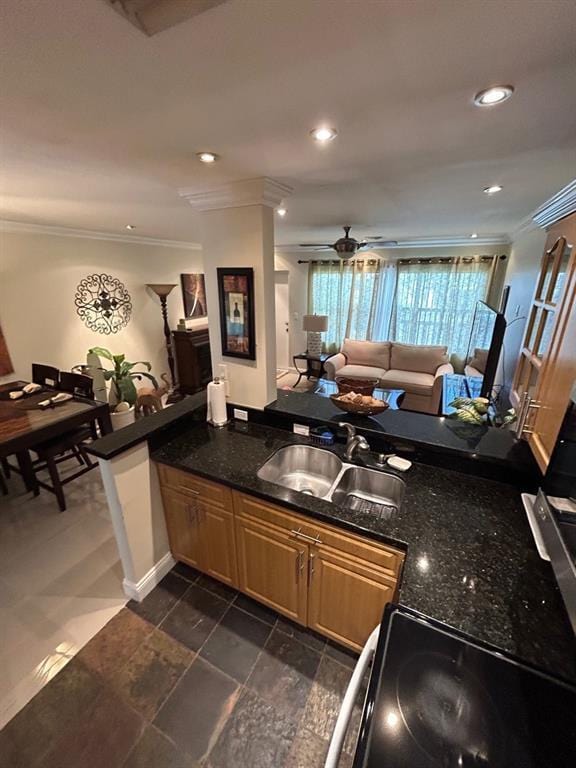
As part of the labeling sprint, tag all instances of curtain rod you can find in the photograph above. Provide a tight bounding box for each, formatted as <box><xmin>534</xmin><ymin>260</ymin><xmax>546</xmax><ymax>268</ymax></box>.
<box><xmin>297</xmin><ymin>254</ymin><xmax>507</xmax><ymax>265</ymax></box>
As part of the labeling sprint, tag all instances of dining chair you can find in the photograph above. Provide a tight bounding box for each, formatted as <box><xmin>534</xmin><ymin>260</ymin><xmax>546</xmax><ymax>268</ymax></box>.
<box><xmin>32</xmin><ymin>363</ymin><xmax>60</xmax><ymax>388</ymax></box>
<box><xmin>31</xmin><ymin>369</ymin><xmax>100</xmax><ymax>511</ymax></box>
<box><xmin>59</xmin><ymin>371</ymin><xmax>94</xmax><ymax>399</ymax></box>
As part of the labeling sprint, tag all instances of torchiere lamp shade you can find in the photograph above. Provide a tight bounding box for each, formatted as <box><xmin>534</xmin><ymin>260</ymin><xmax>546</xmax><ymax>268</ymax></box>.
<box><xmin>147</xmin><ymin>283</ymin><xmax>177</xmax><ymax>298</ymax></box>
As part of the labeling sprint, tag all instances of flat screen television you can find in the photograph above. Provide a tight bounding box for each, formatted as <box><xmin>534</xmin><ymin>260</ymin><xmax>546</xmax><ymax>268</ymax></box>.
<box><xmin>465</xmin><ymin>300</ymin><xmax>507</xmax><ymax>399</ymax></box>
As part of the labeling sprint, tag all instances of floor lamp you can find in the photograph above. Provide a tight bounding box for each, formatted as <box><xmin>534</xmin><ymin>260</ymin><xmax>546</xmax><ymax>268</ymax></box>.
<box><xmin>146</xmin><ymin>283</ymin><xmax>179</xmax><ymax>400</ymax></box>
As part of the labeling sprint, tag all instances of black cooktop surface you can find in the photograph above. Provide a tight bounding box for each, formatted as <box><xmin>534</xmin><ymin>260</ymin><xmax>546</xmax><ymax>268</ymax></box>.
<box><xmin>354</xmin><ymin>605</ymin><xmax>576</xmax><ymax>768</ymax></box>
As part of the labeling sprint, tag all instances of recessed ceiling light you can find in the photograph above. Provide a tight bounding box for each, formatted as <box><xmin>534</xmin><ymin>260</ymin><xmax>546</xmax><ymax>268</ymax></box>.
<box><xmin>125</xmin><ymin>224</ymin><xmax>135</xmax><ymax>230</ymax></box>
<box><xmin>483</xmin><ymin>185</ymin><xmax>503</xmax><ymax>195</ymax></box>
<box><xmin>473</xmin><ymin>85</ymin><xmax>514</xmax><ymax>107</ymax></box>
<box><xmin>276</xmin><ymin>207</ymin><xmax>287</xmax><ymax>217</ymax></box>
<box><xmin>310</xmin><ymin>126</ymin><xmax>337</xmax><ymax>143</ymax></box>
<box><xmin>470</xmin><ymin>232</ymin><xmax>478</xmax><ymax>239</ymax></box>
<box><xmin>197</xmin><ymin>152</ymin><xmax>219</xmax><ymax>163</ymax></box>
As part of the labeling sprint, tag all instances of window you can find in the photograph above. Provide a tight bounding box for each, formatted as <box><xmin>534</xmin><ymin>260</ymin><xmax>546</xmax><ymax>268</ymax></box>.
<box><xmin>391</xmin><ymin>260</ymin><xmax>491</xmax><ymax>357</ymax></box>
<box><xmin>308</xmin><ymin>260</ymin><xmax>382</xmax><ymax>353</ymax></box>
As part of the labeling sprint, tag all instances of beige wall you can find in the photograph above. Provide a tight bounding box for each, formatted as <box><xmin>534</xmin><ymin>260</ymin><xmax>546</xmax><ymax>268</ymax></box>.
<box><xmin>200</xmin><ymin>204</ymin><xmax>276</xmax><ymax>409</ymax></box>
<box><xmin>0</xmin><ymin>229</ymin><xmax>204</xmax><ymax>386</ymax></box>
<box><xmin>501</xmin><ymin>227</ymin><xmax>546</xmax><ymax>394</ymax></box>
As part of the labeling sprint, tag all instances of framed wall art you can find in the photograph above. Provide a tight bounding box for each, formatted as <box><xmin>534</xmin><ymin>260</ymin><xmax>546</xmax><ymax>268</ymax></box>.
<box><xmin>217</xmin><ymin>267</ymin><xmax>255</xmax><ymax>360</ymax></box>
<box><xmin>181</xmin><ymin>273</ymin><xmax>207</xmax><ymax>319</ymax></box>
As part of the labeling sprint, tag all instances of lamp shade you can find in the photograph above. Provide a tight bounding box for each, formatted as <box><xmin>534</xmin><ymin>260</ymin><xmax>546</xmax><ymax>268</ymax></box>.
<box><xmin>302</xmin><ymin>314</ymin><xmax>328</xmax><ymax>332</ymax></box>
<box><xmin>147</xmin><ymin>283</ymin><xmax>177</xmax><ymax>298</ymax></box>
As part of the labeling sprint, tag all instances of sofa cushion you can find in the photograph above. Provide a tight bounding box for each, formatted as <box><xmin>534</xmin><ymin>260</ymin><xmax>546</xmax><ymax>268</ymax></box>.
<box><xmin>390</xmin><ymin>342</ymin><xmax>448</xmax><ymax>375</ymax></box>
<box><xmin>341</xmin><ymin>339</ymin><xmax>390</xmax><ymax>369</ymax></box>
<box><xmin>381</xmin><ymin>369</ymin><xmax>435</xmax><ymax>396</ymax></box>
<box><xmin>468</xmin><ymin>347</ymin><xmax>488</xmax><ymax>375</ymax></box>
<box><xmin>336</xmin><ymin>364</ymin><xmax>386</xmax><ymax>381</ymax></box>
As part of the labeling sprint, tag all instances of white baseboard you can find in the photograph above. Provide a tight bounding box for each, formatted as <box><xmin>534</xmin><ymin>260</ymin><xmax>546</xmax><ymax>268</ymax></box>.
<box><xmin>122</xmin><ymin>551</ymin><xmax>176</xmax><ymax>602</ymax></box>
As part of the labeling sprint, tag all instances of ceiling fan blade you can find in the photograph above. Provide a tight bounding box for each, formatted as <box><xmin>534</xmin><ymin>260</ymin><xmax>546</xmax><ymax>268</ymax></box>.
<box><xmin>298</xmin><ymin>243</ymin><xmax>332</xmax><ymax>248</ymax></box>
<box><xmin>361</xmin><ymin>240</ymin><xmax>398</xmax><ymax>248</ymax></box>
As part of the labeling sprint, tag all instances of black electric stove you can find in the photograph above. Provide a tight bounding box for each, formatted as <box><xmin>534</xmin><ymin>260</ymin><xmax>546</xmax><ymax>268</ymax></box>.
<box><xmin>352</xmin><ymin>605</ymin><xmax>576</xmax><ymax>768</ymax></box>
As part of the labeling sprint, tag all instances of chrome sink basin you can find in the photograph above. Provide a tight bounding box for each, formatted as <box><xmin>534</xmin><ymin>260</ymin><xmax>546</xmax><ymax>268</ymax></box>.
<box><xmin>257</xmin><ymin>445</ymin><xmax>343</xmax><ymax>498</ymax></box>
<box><xmin>257</xmin><ymin>444</ymin><xmax>406</xmax><ymax>517</ymax></box>
<box><xmin>330</xmin><ymin>466</ymin><xmax>405</xmax><ymax>518</ymax></box>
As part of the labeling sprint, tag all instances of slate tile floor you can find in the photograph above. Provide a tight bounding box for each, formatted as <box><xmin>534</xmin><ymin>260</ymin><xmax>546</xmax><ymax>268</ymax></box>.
<box><xmin>0</xmin><ymin>563</ymin><xmax>363</xmax><ymax>768</ymax></box>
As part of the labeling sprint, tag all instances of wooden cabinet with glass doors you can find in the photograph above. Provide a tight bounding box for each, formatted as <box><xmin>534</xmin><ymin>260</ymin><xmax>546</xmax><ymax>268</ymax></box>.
<box><xmin>512</xmin><ymin>213</ymin><xmax>576</xmax><ymax>472</ymax></box>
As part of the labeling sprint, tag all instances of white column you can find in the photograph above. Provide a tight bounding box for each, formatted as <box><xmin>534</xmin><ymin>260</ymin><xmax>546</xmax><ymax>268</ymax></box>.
<box><xmin>180</xmin><ymin>177</ymin><xmax>292</xmax><ymax>410</ymax></box>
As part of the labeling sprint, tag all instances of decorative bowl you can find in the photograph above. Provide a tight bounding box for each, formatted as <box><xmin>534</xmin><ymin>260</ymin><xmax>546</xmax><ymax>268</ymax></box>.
<box><xmin>335</xmin><ymin>377</ymin><xmax>379</xmax><ymax>396</ymax></box>
<box><xmin>330</xmin><ymin>393</ymin><xmax>390</xmax><ymax>416</ymax></box>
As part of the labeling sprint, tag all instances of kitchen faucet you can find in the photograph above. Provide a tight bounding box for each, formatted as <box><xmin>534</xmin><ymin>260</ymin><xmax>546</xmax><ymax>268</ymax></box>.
<box><xmin>339</xmin><ymin>423</ymin><xmax>370</xmax><ymax>462</ymax></box>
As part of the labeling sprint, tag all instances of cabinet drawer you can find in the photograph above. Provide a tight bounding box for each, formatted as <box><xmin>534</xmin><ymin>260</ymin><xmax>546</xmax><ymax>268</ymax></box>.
<box><xmin>233</xmin><ymin>491</ymin><xmax>403</xmax><ymax>579</ymax></box>
<box><xmin>157</xmin><ymin>464</ymin><xmax>233</xmax><ymax>511</ymax></box>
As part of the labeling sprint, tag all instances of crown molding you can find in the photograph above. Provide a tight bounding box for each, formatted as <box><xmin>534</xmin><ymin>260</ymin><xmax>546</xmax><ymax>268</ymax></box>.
<box><xmin>532</xmin><ymin>179</ymin><xmax>576</xmax><ymax>229</ymax></box>
<box><xmin>179</xmin><ymin>177</ymin><xmax>293</xmax><ymax>212</ymax></box>
<box><xmin>0</xmin><ymin>219</ymin><xmax>201</xmax><ymax>249</ymax></box>
<box><xmin>278</xmin><ymin>234</ymin><xmax>511</xmax><ymax>253</ymax></box>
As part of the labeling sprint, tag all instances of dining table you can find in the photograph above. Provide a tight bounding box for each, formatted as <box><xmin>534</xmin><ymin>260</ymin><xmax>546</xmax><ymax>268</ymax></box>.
<box><xmin>0</xmin><ymin>380</ymin><xmax>112</xmax><ymax>491</ymax></box>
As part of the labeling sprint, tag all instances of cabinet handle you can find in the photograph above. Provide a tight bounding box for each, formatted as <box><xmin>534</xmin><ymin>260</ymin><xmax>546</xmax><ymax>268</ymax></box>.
<box><xmin>179</xmin><ymin>485</ymin><xmax>200</xmax><ymax>495</ymax></box>
<box><xmin>291</xmin><ymin>528</ymin><xmax>323</xmax><ymax>546</ymax></box>
<box><xmin>515</xmin><ymin>393</ymin><xmax>541</xmax><ymax>438</ymax></box>
<box><xmin>186</xmin><ymin>504</ymin><xmax>196</xmax><ymax>525</ymax></box>
<box><xmin>309</xmin><ymin>553</ymin><xmax>315</xmax><ymax>585</ymax></box>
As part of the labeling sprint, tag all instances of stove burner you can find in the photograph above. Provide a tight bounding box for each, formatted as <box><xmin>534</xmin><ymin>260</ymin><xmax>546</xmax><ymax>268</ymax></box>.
<box><xmin>396</xmin><ymin>652</ymin><xmax>505</xmax><ymax>767</ymax></box>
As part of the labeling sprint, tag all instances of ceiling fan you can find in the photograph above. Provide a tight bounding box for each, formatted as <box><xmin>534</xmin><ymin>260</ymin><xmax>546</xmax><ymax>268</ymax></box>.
<box><xmin>299</xmin><ymin>226</ymin><xmax>398</xmax><ymax>259</ymax></box>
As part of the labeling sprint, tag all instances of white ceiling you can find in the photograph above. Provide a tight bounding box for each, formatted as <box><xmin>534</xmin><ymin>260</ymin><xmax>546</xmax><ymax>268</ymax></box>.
<box><xmin>1</xmin><ymin>0</ymin><xmax>575</xmax><ymax>246</ymax></box>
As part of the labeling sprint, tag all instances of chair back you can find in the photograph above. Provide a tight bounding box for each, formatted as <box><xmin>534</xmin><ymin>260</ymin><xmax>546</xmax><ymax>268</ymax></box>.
<box><xmin>59</xmin><ymin>371</ymin><xmax>94</xmax><ymax>399</ymax></box>
<box><xmin>32</xmin><ymin>363</ymin><xmax>60</xmax><ymax>388</ymax></box>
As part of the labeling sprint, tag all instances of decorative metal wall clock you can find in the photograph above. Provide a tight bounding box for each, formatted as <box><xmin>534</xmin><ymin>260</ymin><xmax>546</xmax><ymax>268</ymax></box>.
<box><xmin>75</xmin><ymin>274</ymin><xmax>132</xmax><ymax>334</ymax></box>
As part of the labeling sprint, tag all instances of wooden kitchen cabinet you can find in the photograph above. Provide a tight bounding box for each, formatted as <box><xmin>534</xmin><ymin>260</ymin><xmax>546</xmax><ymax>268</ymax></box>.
<box><xmin>308</xmin><ymin>545</ymin><xmax>397</xmax><ymax>651</ymax></box>
<box><xmin>157</xmin><ymin>467</ymin><xmax>404</xmax><ymax>651</ymax></box>
<box><xmin>199</xmin><ymin>501</ymin><xmax>238</xmax><ymax>587</ymax></box>
<box><xmin>161</xmin><ymin>487</ymin><xmax>204</xmax><ymax>570</ymax></box>
<box><xmin>159</xmin><ymin>470</ymin><xmax>238</xmax><ymax>587</ymax></box>
<box><xmin>235</xmin><ymin>515</ymin><xmax>308</xmax><ymax>625</ymax></box>
<box><xmin>512</xmin><ymin>212</ymin><xmax>576</xmax><ymax>472</ymax></box>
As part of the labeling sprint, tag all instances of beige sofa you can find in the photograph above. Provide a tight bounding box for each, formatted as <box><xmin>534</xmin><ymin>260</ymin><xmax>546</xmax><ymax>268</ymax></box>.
<box><xmin>465</xmin><ymin>347</ymin><xmax>488</xmax><ymax>379</ymax></box>
<box><xmin>324</xmin><ymin>339</ymin><xmax>453</xmax><ymax>414</ymax></box>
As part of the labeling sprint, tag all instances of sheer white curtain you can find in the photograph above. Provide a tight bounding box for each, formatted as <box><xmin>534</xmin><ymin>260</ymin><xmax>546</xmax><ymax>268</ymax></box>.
<box><xmin>308</xmin><ymin>259</ymin><xmax>396</xmax><ymax>353</ymax></box>
<box><xmin>390</xmin><ymin>257</ymin><xmax>494</xmax><ymax>357</ymax></box>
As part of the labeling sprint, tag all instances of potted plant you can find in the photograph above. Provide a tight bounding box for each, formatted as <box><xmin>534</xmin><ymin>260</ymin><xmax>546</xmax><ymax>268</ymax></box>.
<box><xmin>88</xmin><ymin>347</ymin><xmax>158</xmax><ymax>430</ymax></box>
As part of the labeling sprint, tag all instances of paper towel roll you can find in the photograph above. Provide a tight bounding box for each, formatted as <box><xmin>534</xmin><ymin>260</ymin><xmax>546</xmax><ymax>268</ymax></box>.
<box><xmin>207</xmin><ymin>379</ymin><xmax>228</xmax><ymax>426</ymax></box>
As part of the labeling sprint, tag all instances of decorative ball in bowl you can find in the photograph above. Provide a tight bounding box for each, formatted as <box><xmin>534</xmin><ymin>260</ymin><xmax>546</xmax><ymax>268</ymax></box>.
<box><xmin>335</xmin><ymin>377</ymin><xmax>379</xmax><ymax>396</ymax></box>
<box><xmin>330</xmin><ymin>391</ymin><xmax>390</xmax><ymax>416</ymax></box>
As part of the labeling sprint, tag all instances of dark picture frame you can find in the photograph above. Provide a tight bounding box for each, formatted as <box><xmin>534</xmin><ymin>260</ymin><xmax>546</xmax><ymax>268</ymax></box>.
<box><xmin>217</xmin><ymin>267</ymin><xmax>255</xmax><ymax>360</ymax></box>
<box><xmin>180</xmin><ymin>273</ymin><xmax>207</xmax><ymax>318</ymax></box>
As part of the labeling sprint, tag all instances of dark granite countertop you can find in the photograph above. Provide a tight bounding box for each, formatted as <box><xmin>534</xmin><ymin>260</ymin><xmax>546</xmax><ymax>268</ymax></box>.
<box><xmin>151</xmin><ymin>420</ymin><xmax>575</xmax><ymax>683</ymax></box>
<box><xmin>266</xmin><ymin>389</ymin><xmax>537</xmax><ymax>480</ymax></box>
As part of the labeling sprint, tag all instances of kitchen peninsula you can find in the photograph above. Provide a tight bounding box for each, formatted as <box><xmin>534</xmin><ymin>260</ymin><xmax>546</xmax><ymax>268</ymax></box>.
<box><xmin>88</xmin><ymin>396</ymin><xmax>575</xmax><ymax>683</ymax></box>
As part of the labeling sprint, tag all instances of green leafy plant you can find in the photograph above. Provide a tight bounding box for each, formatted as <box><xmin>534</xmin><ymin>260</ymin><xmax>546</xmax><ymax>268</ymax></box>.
<box><xmin>449</xmin><ymin>396</ymin><xmax>516</xmax><ymax>427</ymax></box>
<box><xmin>88</xmin><ymin>347</ymin><xmax>158</xmax><ymax>408</ymax></box>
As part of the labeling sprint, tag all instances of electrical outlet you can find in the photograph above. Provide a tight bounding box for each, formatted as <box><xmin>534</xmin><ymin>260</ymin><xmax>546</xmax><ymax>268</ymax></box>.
<box><xmin>293</xmin><ymin>423</ymin><xmax>310</xmax><ymax>437</ymax></box>
<box><xmin>234</xmin><ymin>408</ymin><xmax>248</xmax><ymax>422</ymax></box>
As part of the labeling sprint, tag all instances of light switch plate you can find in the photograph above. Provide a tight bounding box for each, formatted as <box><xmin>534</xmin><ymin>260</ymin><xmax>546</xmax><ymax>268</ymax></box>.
<box><xmin>293</xmin><ymin>423</ymin><xmax>310</xmax><ymax>437</ymax></box>
<box><xmin>234</xmin><ymin>408</ymin><xmax>248</xmax><ymax>422</ymax></box>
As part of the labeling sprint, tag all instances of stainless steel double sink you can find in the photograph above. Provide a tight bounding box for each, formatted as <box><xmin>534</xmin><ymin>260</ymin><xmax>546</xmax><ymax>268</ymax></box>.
<box><xmin>257</xmin><ymin>445</ymin><xmax>405</xmax><ymax>518</ymax></box>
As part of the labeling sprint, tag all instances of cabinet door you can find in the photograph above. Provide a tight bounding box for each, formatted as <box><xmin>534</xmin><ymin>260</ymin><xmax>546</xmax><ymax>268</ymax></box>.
<box><xmin>308</xmin><ymin>546</ymin><xmax>396</xmax><ymax>652</ymax></box>
<box><xmin>235</xmin><ymin>516</ymin><xmax>308</xmax><ymax>625</ymax></box>
<box><xmin>528</xmin><ymin>231</ymin><xmax>576</xmax><ymax>471</ymax></box>
<box><xmin>199</xmin><ymin>501</ymin><xmax>238</xmax><ymax>588</ymax></box>
<box><xmin>162</xmin><ymin>488</ymin><xmax>203</xmax><ymax>570</ymax></box>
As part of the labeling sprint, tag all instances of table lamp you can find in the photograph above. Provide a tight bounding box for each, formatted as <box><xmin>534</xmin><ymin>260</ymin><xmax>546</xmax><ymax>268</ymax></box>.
<box><xmin>303</xmin><ymin>314</ymin><xmax>328</xmax><ymax>356</ymax></box>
